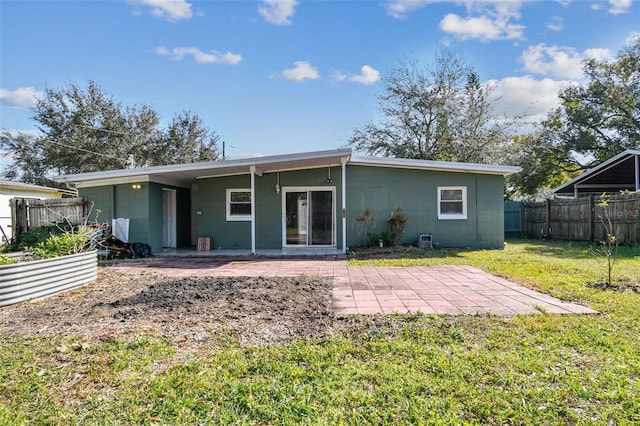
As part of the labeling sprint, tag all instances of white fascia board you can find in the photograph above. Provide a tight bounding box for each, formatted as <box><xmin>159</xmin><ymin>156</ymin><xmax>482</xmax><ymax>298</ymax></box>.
<box><xmin>244</xmin><ymin>148</ymin><xmax>352</xmax><ymax>167</ymax></box>
<box><xmin>56</xmin><ymin>160</ymin><xmax>223</xmax><ymax>183</ymax></box>
<box><xmin>348</xmin><ymin>156</ymin><xmax>521</xmax><ymax>175</ymax></box>
<box><xmin>57</xmin><ymin>148</ymin><xmax>354</xmax><ymax>183</ymax></box>
<box><xmin>73</xmin><ymin>175</ymin><xmax>151</xmax><ymax>189</ymax></box>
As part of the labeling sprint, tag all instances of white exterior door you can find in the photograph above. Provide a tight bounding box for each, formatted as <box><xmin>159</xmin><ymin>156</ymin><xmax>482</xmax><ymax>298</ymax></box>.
<box><xmin>162</xmin><ymin>189</ymin><xmax>177</xmax><ymax>248</ymax></box>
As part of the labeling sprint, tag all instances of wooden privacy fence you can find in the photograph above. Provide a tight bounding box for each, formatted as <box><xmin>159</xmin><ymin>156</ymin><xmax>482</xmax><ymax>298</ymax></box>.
<box><xmin>521</xmin><ymin>193</ymin><xmax>640</xmax><ymax>245</ymax></box>
<box><xmin>10</xmin><ymin>197</ymin><xmax>88</xmax><ymax>242</ymax></box>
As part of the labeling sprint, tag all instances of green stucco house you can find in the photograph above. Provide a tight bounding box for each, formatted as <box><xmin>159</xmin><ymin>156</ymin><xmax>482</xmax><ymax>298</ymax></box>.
<box><xmin>56</xmin><ymin>149</ymin><xmax>520</xmax><ymax>254</ymax></box>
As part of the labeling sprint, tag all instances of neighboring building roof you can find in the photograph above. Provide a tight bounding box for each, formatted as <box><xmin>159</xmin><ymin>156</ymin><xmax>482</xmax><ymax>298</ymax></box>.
<box><xmin>0</xmin><ymin>179</ymin><xmax>77</xmax><ymax>196</ymax></box>
<box><xmin>552</xmin><ymin>149</ymin><xmax>640</xmax><ymax>197</ymax></box>
<box><xmin>55</xmin><ymin>148</ymin><xmax>521</xmax><ymax>188</ymax></box>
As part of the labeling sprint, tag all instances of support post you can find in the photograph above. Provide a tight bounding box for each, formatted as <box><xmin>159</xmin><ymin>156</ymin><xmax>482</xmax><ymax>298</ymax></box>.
<box><xmin>341</xmin><ymin>157</ymin><xmax>347</xmax><ymax>254</ymax></box>
<box><xmin>250</xmin><ymin>166</ymin><xmax>256</xmax><ymax>255</ymax></box>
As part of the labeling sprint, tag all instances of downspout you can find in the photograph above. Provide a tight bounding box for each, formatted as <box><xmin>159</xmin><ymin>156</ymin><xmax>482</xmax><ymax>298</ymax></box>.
<box><xmin>250</xmin><ymin>166</ymin><xmax>256</xmax><ymax>255</ymax></box>
<box><xmin>341</xmin><ymin>157</ymin><xmax>347</xmax><ymax>254</ymax></box>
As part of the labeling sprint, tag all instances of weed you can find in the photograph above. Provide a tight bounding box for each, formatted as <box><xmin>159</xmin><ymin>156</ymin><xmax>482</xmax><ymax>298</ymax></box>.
<box><xmin>83</xmin><ymin>306</ymin><xmax>101</xmax><ymax>316</ymax></box>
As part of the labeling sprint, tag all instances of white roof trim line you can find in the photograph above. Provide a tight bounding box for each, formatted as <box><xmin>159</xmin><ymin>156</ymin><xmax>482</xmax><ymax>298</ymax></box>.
<box><xmin>55</xmin><ymin>148</ymin><xmax>353</xmax><ymax>183</ymax></box>
<box><xmin>349</xmin><ymin>156</ymin><xmax>521</xmax><ymax>176</ymax></box>
<box><xmin>55</xmin><ymin>148</ymin><xmax>522</xmax><ymax>185</ymax></box>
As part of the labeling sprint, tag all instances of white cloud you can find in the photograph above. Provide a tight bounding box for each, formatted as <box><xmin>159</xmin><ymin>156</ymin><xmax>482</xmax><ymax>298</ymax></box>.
<box><xmin>0</xmin><ymin>87</ymin><xmax>42</xmax><ymax>109</ymax></box>
<box><xmin>384</xmin><ymin>0</ymin><xmax>433</xmax><ymax>19</ymax></box>
<box><xmin>279</xmin><ymin>61</ymin><xmax>319</xmax><ymax>82</ymax></box>
<box><xmin>349</xmin><ymin>65</ymin><xmax>381</xmax><ymax>85</ymax></box>
<box><xmin>155</xmin><ymin>46</ymin><xmax>242</xmax><ymax>65</ymax></box>
<box><xmin>442</xmin><ymin>1</ymin><xmax>525</xmax><ymax>41</ymax></box>
<box><xmin>439</xmin><ymin>13</ymin><xmax>524</xmax><ymax>41</ymax></box>
<box><xmin>520</xmin><ymin>44</ymin><xmax>612</xmax><ymax>79</ymax></box>
<box><xmin>546</xmin><ymin>16</ymin><xmax>563</xmax><ymax>31</ymax></box>
<box><xmin>608</xmin><ymin>0</ymin><xmax>632</xmax><ymax>14</ymax></box>
<box><xmin>330</xmin><ymin>70</ymin><xmax>347</xmax><ymax>83</ymax></box>
<box><xmin>386</xmin><ymin>1</ymin><xmax>525</xmax><ymax>41</ymax></box>
<box><xmin>487</xmin><ymin>76</ymin><xmax>567</xmax><ymax>125</ymax></box>
<box><xmin>127</xmin><ymin>0</ymin><xmax>193</xmax><ymax>21</ymax></box>
<box><xmin>258</xmin><ymin>0</ymin><xmax>298</xmax><ymax>26</ymax></box>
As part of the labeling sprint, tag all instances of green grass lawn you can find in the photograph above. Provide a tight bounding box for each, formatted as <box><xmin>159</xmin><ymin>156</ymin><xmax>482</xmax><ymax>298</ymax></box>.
<box><xmin>2</xmin><ymin>239</ymin><xmax>639</xmax><ymax>425</ymax></box>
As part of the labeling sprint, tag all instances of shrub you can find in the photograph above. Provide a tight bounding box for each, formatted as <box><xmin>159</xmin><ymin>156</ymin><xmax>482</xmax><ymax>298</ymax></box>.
<box><xmin>387</xmin><ymin>207</ymin><xmax>407</xmax><ymax>246</ymax></box>
<box><xmin>355</xmin><ymin>208</ymin><xmax>376</xmax><ymax>247</ymax></box>
<box><xmin>18</xmin><ymin>225</ymin><xmax>62</xmax><ymax>248</ymax></box>
<box><xmin>29</xmin><ymin>232</ymin><xmax>89</xmax><ymax>259</ymax></box>
<box><xmin>0</xmin><ymin>254</ymin><xmax>17</xmax><ymax>265</ymax></box>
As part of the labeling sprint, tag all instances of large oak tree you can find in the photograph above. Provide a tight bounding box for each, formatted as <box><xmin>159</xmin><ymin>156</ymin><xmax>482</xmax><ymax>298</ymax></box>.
<box><xmin>510</xmin><ymin>38</ymin><xmax>640</xmax><ymax>198</ymax></box>
<box><xmin>1</xmin><ymin>81</ymin><xmax>220</xmax><ymax>185</ymax></box>
<box><xmin>348</xmin><ymin>48</ymin><xmax>511</xmax><ymax>165</ymax></box>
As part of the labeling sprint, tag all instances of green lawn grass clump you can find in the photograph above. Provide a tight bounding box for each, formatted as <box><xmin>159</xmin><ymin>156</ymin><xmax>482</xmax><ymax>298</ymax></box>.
<box><xmin>1</xmin><ymin>240</ymin><xmax>639</xmax><ymax>424</ymax></box>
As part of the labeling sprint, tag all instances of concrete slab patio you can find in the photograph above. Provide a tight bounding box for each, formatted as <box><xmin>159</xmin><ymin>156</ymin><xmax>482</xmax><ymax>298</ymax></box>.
<box><xmin>104</xmin><ymin>257</ymin><xmax>597</xmax><ymax>316</ymax></box>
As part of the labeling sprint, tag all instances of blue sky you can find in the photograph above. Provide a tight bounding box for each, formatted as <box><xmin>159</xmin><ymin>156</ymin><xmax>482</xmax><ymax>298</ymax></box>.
<box><xmin>1</xmin><ymin>0</ymin><xmax>638</xmax><ymax>162</ymax></box>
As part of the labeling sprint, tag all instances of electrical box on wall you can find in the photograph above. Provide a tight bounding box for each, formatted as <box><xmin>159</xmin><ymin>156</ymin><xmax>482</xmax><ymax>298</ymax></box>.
<box><xmin>418</xmin><ymin>233</ymin><xmax>432</xmax><ymax>249</ymax></box>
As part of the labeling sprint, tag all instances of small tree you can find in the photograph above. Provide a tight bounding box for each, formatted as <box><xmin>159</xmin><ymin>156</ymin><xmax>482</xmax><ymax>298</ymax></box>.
<box><xmin>590</xmin><ymin>194</ymin><xmax>618</xmax><ymax>286</ymax></box>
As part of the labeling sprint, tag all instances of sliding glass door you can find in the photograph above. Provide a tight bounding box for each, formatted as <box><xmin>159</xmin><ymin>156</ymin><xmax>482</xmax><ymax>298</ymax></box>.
<box><xmin>283</xmin><ymin>187</ymin><xmax>335</xmax><ymax>246</ymax></box>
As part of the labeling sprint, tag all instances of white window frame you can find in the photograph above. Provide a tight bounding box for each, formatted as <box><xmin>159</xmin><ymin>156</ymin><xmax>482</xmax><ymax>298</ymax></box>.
<box><xmin>281</xmin><ymin>186</ymin><xmax>337</xmax><ymax>247</ymax></box>
<box><xmin>226</xmin><ymin>188</ymin><xmax>252</xmax><ymax>221</ymax></box>
<box><xmin>437</xmin><ymin>186</ymin><xmax>467</xmax><ymax>220</ymax></box>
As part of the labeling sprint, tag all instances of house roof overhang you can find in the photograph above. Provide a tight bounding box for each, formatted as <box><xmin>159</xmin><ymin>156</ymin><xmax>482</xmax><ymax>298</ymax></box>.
<box><xmin>349</xmin><ymin>156</ymin><xmax>521</xmax><ymax>176</ymax></box>
<box><xmin>552</xmin><ymin>149</ymin><xmax>640</xmax><ymax>197</ymax></box>
<box><xmin>54</xmin><ymin>148</ymin><xmax>522</xmax><ymax>189</ymax></box>
<box><xmin>55</xmin><ymin>149</ymin><xmax>353</xmax><ymax>188</ymax></box>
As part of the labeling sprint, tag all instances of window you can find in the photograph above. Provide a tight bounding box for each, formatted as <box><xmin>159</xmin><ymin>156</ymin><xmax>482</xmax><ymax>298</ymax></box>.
<box><xmin>226</xmin><ymin>189</ymin><xmax>252</xmax><ymax>221</ymax></box>
<box><xmin>438</xmin><ymin>186</ymin><xmax>467</xmax><ymax>220</ymax></box>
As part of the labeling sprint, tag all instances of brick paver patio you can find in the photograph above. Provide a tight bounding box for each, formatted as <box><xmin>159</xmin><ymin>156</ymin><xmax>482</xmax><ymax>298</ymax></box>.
<box><xmin>107</xmin><ymin>257</ymin><xmax>597</xmax><ymax>316</ymax></box>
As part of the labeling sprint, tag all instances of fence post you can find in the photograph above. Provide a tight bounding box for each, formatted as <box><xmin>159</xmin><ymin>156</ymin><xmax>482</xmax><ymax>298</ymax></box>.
<box><xmin>11</xmin><ymin>198</ymin><xmax>28</xmax><ymax>244</ymax></box>
<box><xmin>545</xmin><ymin>199</ymin><xmax>551</xmax><ymax>239</ymax></box>
<box><xmin>520</xmin><ymin>202</ymin><xmax>524</xmax><ymax>237</ymax></box>
<box><xmin>588</xmin><ymin>193</ymin><xmax>595</xmax><ymax>243</ymax></box>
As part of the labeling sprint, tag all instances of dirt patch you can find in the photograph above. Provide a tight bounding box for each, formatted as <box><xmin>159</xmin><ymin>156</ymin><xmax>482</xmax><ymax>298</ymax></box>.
<box><xmin>587</xmin><ymin>279</ymin><xmax>640</xmax><ymax>293</ymax></box>
<box><xmin>0</xmin><ymin>268</ymin><xmax>340</xmax><ymax>350</ymax></box>
<box><xmin>347</xmin><ymin>245</ymin><xmax>454</xmax><ymax>260</ymax></box>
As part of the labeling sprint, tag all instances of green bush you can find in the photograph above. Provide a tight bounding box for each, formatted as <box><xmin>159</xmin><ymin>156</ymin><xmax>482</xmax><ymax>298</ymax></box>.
<box><xmin>18</xmin><ymin>225</ymin><xmax>65</xmax><ymax>248</ymax></box>
<box><xmin>0</xmin><ymin>254</ymin><xmax>17</xmax><ymax>265</ymax></box>
<box><xmin>29</xmin><ymin>232</ymin><xmax>89</xmax><ymax>259</ymax></box>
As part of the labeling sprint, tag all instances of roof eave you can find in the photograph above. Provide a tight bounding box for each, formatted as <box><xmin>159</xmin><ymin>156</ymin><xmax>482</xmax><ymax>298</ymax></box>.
<box><xmin>349</xmin><ymin>156</ymin><xmax>521</xmax><ymax>176</ymax></box>
<box><xmin>55</xmin><ymin>148</ymin><xmax>353</xmax><ymax>184</ymax></box>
